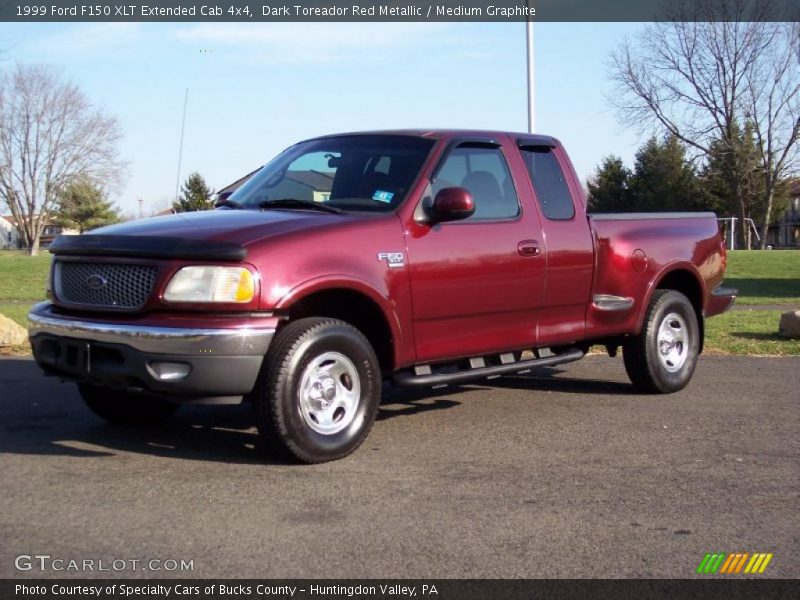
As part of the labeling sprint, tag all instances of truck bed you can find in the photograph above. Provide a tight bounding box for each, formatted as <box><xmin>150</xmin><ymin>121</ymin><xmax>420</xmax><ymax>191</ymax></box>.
<box><xmin>587</xmin><ymin>212</ymin><xmax>728</xmax><ymax>339</ymax></box>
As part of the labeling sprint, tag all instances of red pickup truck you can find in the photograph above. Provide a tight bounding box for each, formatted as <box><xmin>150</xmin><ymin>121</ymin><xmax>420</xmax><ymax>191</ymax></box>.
<box><xmin>29</xmin><ymin>130</ymin><xmax>735</xmax><ymax>463</ymax></box>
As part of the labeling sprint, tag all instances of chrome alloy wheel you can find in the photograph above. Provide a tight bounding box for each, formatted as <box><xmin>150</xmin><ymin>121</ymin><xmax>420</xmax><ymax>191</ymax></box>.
<box><xmin>656</xmin><ymin>312</ymin><xmax>689</xmax><ymax>373</ymax></box>
<box><xmin>298</xmin><ymin>351</ymin><xmax>361</xmax><ymax>435</ymax></box>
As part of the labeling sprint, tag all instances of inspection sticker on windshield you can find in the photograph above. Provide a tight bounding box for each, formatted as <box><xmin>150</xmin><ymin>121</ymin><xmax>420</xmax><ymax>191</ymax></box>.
<box><xmin>373</xmin><ymin>190</ymin><xmax>394</xmax><ymax>203</ymax></box>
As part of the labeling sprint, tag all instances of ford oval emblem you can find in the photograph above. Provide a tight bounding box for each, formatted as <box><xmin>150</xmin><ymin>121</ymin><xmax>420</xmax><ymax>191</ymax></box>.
<box><xmin>86</xmin><ymin>274</ymin><xmax>108</xmax><ymax>291</ymax></box>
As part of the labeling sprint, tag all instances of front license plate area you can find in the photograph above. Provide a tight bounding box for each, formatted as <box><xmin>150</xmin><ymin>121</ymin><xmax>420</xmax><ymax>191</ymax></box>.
<box><xmin>57</xmin><ymin>338</ymin><xmax>91</xmax><ymax>376</ymax></box>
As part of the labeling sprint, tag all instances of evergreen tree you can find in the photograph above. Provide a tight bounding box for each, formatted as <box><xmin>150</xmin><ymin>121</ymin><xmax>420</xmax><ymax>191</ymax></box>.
<box><xmin>55</xmin><ymin>178</ymin><xmax>120</xmax><ymax>234</ymax></box>
<box><xmin>173</xmin><ymin>172</ymin><xmax>214</xmax><ymax>212</ymax></box>
<box><xmin>588</xmin><ymin>137</ymin><xmax>704</xmax><ymax>213</ymax></box>
<box><xmin>629</xmin><ymin>136</ymin><xmax>703</xmax><ymax>212</ymax></box>
<box><xmin>587</xmin><ymin>156</ymin><xmax>633</xmax><ymax>212</ymax></box>
<box><xmin>699</xmin><ymin>122</ymin><xmax>789</xmax><ymax>245</ymax></box>
<box><xmin>587</xmin><ymin>132</ymin><xmax>789</xmax><ymax>247</ymax></box>
<box><xmin>700</xmin><ymin>122</ymin><xmax>762</xmax><ymax>216</ymax></box>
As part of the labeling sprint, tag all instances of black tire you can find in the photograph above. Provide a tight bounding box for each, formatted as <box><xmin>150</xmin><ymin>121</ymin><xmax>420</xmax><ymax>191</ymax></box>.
<box><xmin>253</xmin><ymin>317</ymin><xmax>381</xmax><ymax>464</ymax></box>
<box><xmin>623</xmin><ymin>290</ymin><xmax>700</xmax><ymax>394</ymax></box>
<box><xmin>78</xmin><ymin>383</ymin><xmax>179</xmax><ymax>425</ymax></box>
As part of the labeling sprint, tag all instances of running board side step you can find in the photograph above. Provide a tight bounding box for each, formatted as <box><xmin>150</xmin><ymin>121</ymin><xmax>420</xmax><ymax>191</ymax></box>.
<box><xmin>392</xmin><ymin>348</ymin><xmax>585</xmax><ymax>388</ymax></box>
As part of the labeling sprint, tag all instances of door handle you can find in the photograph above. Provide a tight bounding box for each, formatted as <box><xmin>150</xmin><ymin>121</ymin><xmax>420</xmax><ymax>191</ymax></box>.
<box><xmin>517</xmin><ymin>240</ymin><xmax>541</xmax><ymax>257</ymax></box>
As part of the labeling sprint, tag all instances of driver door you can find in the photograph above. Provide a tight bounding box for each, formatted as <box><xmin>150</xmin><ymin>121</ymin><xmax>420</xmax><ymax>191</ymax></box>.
<box><xmin>404</xmin><ymin>138</ymin><xmax>546</xmax><ymax>363</ymax></box>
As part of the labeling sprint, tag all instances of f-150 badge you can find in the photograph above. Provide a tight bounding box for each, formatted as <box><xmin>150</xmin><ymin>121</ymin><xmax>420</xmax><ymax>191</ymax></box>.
<box><xmin>377</xmin><ymin>252</ymin><xmax>405</xmax><ymax>268</ymax></box>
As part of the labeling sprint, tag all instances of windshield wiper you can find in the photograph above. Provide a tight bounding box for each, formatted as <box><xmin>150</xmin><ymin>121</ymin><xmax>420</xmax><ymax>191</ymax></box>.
<box><xmin>257</xmin><ymin>198</ymin><xmax>344</xmax><ymax>214</ymax></box>
<box><xmin>215</xmin><ymin>198</ymin><xmax>245</xmax><ymax>209</ymax></box>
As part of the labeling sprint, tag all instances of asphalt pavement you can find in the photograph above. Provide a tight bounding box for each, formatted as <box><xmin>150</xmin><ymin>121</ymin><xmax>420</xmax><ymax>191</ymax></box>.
<box><xmin>0</xmin><ymin>354</ymin><xmax>797</xmax><ymax>579</ymax></box>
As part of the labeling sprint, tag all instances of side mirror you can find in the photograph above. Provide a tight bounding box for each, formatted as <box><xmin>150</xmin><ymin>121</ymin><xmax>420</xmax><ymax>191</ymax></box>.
<box><xmin>430</xmin><ymin>187</ymin><xmax>475</xmax><ymax>223</ymax></box>
<box><xmin>217</xmin><ymin>191</ymin><xmax>233</xmax><ymax>202</ymax></box>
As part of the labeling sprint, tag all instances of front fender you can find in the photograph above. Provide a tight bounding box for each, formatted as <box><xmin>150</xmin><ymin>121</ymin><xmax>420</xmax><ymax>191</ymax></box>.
<box><xmin>273</xmin><ymin>275</ymin><xmax>412</xmax><ymax>368</ymax></box>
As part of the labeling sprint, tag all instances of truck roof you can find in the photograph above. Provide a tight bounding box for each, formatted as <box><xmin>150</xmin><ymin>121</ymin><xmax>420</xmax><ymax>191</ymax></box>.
<box><xmin>308</xmin><ymin>129</ymin><xmax>559</xmax><ymax>146</ymax></box>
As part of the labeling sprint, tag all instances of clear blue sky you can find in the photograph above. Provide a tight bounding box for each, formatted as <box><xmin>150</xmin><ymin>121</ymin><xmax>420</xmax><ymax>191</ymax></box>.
<box><xmin>0</xmin><ymin>22</ymin><xmax>646</xmax><ymax>215</ymax></box>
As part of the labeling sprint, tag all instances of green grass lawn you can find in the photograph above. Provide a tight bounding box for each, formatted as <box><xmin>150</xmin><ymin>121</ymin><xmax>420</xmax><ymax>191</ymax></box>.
<box><xmin>705</xmin><ymin>310</ymin><xmax>799</xmax><ymax>356</ymax></box>
<box><xmin>0</xmin><ymin>305</ymin><xmax>32</xmax><ymax>330</ymax></box>
<box><xmin>0</xmin><ymin>251</ymin><xmax>50</xmax><ymax>353</ymax></box>
<box><xmin>702</xmin><ymin>250</ymin><xmax>799</xmax><ymax>355</ymax></box>
<box><xmin>0</xmin><ymin>251</ymin><xmax>51</xmax><ymax>301</ymax></box>
<box><xmin>0</xmin><ymin>248</ymin><xmax>797</xmax><ymax>355</ymax></box>
<box><xmin>724</xmin><ymin>250</ymin><xmax>800</xmax><ymax>305</ymax></box>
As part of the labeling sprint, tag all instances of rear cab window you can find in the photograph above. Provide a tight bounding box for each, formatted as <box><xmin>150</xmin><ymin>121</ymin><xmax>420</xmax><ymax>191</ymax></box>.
<box><xmin>519</xmin><ymin>144</ymin><xmax>575</xmax><ymax>220</ymax></box>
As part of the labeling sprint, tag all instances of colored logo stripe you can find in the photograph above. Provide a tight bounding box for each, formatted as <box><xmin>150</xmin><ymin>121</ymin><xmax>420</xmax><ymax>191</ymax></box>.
<box><xmin>697</xmin><ymin>552</ymin><xmax>773</xmax><ymax>574</ymax></box>
<box><xmin>719</xmin><ymin>553</ymin><xmax>748</xmax><ymax>573</ymax></box>
<box><xmin>697</xmin><ymin>553</ymin><xmax>726</xmax><ymax>574</ymax></box>
<box><xmin>744</xmin><ymin>553</ymin><xmax>773</xmax><ymax>574</ymax></box>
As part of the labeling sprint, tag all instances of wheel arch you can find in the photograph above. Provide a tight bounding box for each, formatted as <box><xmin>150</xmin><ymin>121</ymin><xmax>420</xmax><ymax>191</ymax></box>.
<box><xmin>274</xmin><ymin>278</ymin><xmax>401</xmax><ymax>372</ymax></box>
<box><xmin>641</xmin><ymin>263</ymin><xmax>706</xmax><ymax>353</ymax></box>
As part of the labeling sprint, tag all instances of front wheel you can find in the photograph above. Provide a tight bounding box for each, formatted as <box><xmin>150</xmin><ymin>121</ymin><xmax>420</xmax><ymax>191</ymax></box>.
<box><xmin>623</xmin><ymin>290</ymin><xmax>700</xmax><ymax>394</ymax></box>
<box><xmin>253</xmin><ymin>317</ymin><xmax>381</xmax><ymax>463</ymax></box>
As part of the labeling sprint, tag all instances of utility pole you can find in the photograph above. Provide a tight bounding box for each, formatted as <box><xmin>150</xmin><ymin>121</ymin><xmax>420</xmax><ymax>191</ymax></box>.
<box><xmin>174</xmin><ymin>88</ymin><xmax>189</xmax><ymax>204</ymax></box>
<box><xmin>138</xmin><ymin>197</ymin><xmax>143</xmax><ymax>219</ymax></box>
<box><xmin>525</xmin><ymin>0</ymin><xmax>535</xmax><ymax>134</ymax></box>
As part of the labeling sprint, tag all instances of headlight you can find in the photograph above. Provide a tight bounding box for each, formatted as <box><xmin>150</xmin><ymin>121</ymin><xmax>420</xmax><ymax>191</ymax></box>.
<box><xmin>164</xmin><ymin>266</ymin><xmax>255</xmax><ymax>303</ymax></box>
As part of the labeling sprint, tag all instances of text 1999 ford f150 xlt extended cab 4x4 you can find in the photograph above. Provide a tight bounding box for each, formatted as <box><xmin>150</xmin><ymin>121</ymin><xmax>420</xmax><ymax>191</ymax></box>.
<box><xmin>29</xmin><ymin>130</ymin><xmax>736</xmax><ymax>462</ymax></box>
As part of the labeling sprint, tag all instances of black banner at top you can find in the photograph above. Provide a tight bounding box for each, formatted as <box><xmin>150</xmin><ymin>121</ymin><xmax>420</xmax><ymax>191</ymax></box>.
<box><xmin>3</xmin><ymin>579</ymin><xmax>799</xmax><ymax>600</ymax></box>
<box><xmin>3</xmin><ymin>0</ymin><xmax>800</xmax><ymax>22</ymax></box>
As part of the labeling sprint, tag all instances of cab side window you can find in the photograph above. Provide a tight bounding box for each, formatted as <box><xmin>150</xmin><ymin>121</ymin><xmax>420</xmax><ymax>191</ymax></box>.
<box><xmin>520</xmin><ymin>146</ymin><xmax>575</xmax><ymax>220</ymax></box>
<box><xmin>432</xmin><ymin>145</ymin><xmax>519</xmax><ymax>221</ymax></box>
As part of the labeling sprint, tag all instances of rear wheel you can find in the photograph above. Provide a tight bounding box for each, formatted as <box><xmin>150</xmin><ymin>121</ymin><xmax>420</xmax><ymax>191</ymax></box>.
<box><xmin>253</xmin><ymin>317</ymin><xmax>381</xmax><ymax>463</ymax></box>
<box><xmin>623</xmin><ymin>290</ymin><xmax>700</xmax><ymax>394</ymax></box>
<box><xmin>79</xmin><ymin>383</ymin><xmax>179</xmax><ymax>425</ymax></box>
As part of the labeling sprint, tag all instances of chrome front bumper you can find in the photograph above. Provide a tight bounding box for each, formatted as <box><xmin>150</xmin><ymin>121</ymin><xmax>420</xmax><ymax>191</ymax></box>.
<box><xmin>28</xmin><ymin>303</ymin><xmax>274</xmax><ymax>356</ymax></box>
<box><xmin>28</xmin><ymin>302</ymin><xmax>276</xmax><ymax>403</ymax></box>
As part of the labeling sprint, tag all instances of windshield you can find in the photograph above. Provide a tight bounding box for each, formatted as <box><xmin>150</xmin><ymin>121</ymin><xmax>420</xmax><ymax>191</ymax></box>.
<box><xmin>230</xmin><ymin>135</ymin><xmax>435</xmax><ymax>213</ymax></box>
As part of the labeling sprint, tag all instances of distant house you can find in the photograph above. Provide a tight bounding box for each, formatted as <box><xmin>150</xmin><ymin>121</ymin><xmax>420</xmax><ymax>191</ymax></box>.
<box><xmin>285</xmin><ymin>170</ymin><xmax>334</xmax><ymax>203</ymax></box>
<box><xmin>0</xmin><ymin>215</ymin><xmax>77</xmax><ymax>249</ymax></box>
<box><xmin>765</xmin><ymin>179</ymin><xmax>800</xmax><ymax>249</ymax></box>
<box><xmin>216</xmin><ymin>168</ymin><xmax>334</xmax><ymax>203</ymax></box>
<box><xmin>216</xmin><ymin>167</ymin><xmax>263</xmax><ymax>198</ymax></box>
<box><xmin>0</xmin><ymin>216</ymin><xmax>18</xmax><ymax>249</ymax></box>
<box><xmin>151</xmin><ymin>207</ymin><xmax>176</xmax><ymax>217</ymax></box>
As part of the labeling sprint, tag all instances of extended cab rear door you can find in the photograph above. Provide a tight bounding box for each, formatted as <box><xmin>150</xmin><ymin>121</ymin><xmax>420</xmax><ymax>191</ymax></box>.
<box><xmin>517</xmin><ymin>138</ymin><xmax>594</xmax><ymax>345</ymax></box>
<box><xmin>403</xmin><ymin>135</ymin><xmax>547</xmax><ymax>363</ymax></box>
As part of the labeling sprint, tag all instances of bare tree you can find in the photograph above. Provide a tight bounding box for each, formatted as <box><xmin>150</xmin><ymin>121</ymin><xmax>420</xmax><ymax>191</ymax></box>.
<box><xmin>0</xmin><ymin>64</ymin><xmax>125</xmax><ymax>255</ymax></box>
<box><xmin>746</xmin><ymin>23</ymin><xmax>800</xmax><ymax>247</ymax></box>
<box><xmin>609</xmin><ymin>0</ymin><xmax>799</xmax><ymax>248</ymax></box>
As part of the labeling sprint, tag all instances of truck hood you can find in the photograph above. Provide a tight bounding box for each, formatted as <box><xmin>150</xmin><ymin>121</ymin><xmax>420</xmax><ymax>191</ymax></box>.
<box><xmin>91</xmin><ymin>208</ymin><xmax>359</xmax><ymax>248</ymax></box>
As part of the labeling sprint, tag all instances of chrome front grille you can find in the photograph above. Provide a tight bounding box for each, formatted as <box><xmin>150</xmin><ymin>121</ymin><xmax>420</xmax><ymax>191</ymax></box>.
<box><xmin>55</xmin><ymin>261</ymin><xmax>158</xmax><ymax>310</ymax></box>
